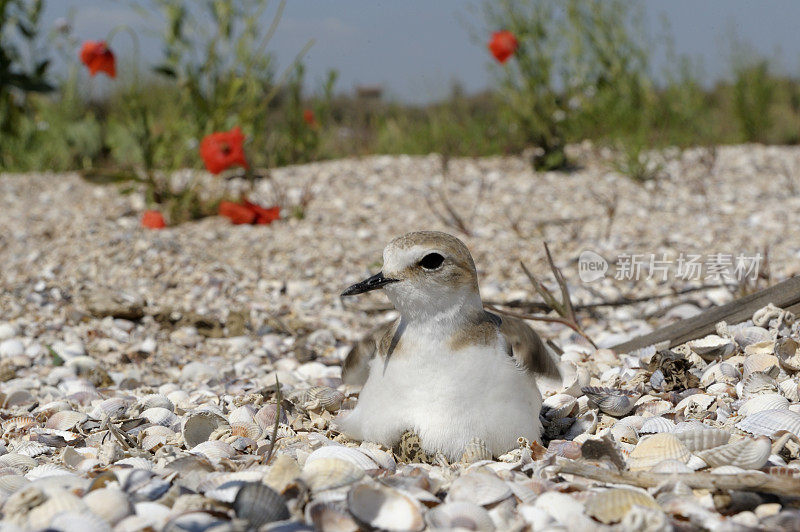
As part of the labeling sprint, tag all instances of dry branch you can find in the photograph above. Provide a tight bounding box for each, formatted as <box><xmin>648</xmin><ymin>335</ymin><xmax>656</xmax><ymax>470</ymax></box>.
<box><xmin>555</xmin><ymin>459</ymin><xmax>800</xmax><ymax>498</ymax></box>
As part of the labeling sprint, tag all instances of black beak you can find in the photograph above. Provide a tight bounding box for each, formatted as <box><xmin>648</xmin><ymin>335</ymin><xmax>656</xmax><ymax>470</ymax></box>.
<box><xmin>341</xmin><ymin>271</ymin><xmax>399</xmax><ymax>296</ymax></box>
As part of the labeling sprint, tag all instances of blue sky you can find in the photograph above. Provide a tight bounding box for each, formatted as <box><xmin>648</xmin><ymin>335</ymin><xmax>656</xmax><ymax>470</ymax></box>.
<box><xmin>42</xmin><ymin>1</ymin><xmax>800</xmax><ymax>103</ymax></box>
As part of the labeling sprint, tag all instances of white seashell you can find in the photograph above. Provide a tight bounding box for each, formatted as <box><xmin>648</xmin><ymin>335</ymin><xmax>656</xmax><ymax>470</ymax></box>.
<box><xmin>710</xmin><ymin>465</ymin><xmax>749</xmax><ymax>474</ymax></box>
<box><xmin>706</xmin><ymin>382</ymin><xmax>737</xmax><ymax>397</ymax></box>
<box><xmin>585</xmin><ymin>488</ymin><xmax>660</xmax><ymax>524</ymax></box>
<box><xmin>347</xmin><ymin>483</ymin><xmax>424</xmax><ymax>532</ymax></box>
<box><xmin>734</xmin><ymin>326</ymin><xmax>771</xmax><ymax>348</ymax></box>
<box><xmin>0</xmin><ymin>452</ymin><xmax>37</xmax><ymax>471</ymax></box>
<box><xmin>736</xmin><ymin>409</ymin><xmax>800</xmax><ymax>438</ymax></box>
<box><xmin>0</xmin><ymin>339</ymin><xmax>24</xmax><ymax>358</ymax></box>
<box><xmin>25</xmin><ymin>463</ymin><xmax>74</xmax><ymax>481</ymax></box>
<box><xmin>190</xmin><ymin>440</ymin><xmax>235</xmax><ymax>462</ymax></box>
<box><xmin>638</xmin><ymin>416</ymin><xmax>675</xmax><ymax>434</ymax></box>
<box><xmin>674</xmin><ymin>427</ymin><xmax>730</xmax><ymax>452</ymax></box>
<box><xmin>13</xmin><ymin>441</ymin><xmax>52</xmax><ymax>458</ymax></box>
<box><xmin>542</xmin><ymin>394</ymin><xmax>578</xmax><ymax>419</ymax></box>
<box><xmin>293</xmin><ymin>386</ymin><xmax>345</xmax><ymax>412</ymax></box>
<box><xmin>628</xmin><ymin>434</ymin><xmax>690</xmax><ymax>471</ymax></box>
<box><xmin>228</xmin><ymin>405</ymin><xmax>257</xmax><ymax>425</ymax></box>
<box><xmin>446</xmin><ymin>472</ymin><xmax>511</xmax><ymax>506</ymax></box>
<box><xmin>45</xmin><ymin>410</ymin><xmax>87</xmax><ymax>431</ymax></box>
<box><xmin>581</xmin><ymin>387</ymin><xmax>641</xmax><ymax>416</ymax></box>
<box><xmin>688</xmin><ymin>335</ymin><xmax>735</xmax><ymax>361</ymax></box>
<box><xmin>701</xmin><ymin>362</ymin><xmax>741</xmax><ymax>387</ymax></box>
<box><xmin>26</xmin><ymin>490</ymin><xmax>87</xmax><ymax>530</ymax></box>
<box><xmin>48</xmin><ymin>510</ymin><xmax>111</xmax><ymax>532</ymax></box>
<box><xmin>738</xmin><ymin>393</ymin><xmax>789</xmax><ymax>416</ymax></box>
<box><xmin>564</xmin><ymin>409</ymin><xmax>598</xmax><ymax>440</ymax></box>
<box><xmin>182</xmin><ymin>412</ymin><xmax>229</xmax><ymax>448</ymax></box>
<box><xmin>83</xmin><ymin>487</ymin><xmax>133</xmax><ymax>525</ymax></box>
<box><xmin>650</xmin><ymin>459</ymin><xmax>693</xmax><ymax>474</ymax></box>
<box><xmin>744</xmin><ymin>340</ymin><xmax>776</xmax><ymax>357</ymax></box>
<box><xmin>90</xmin><ymin>397</ymin><xmax>131</xmax><ymax>419</ymax></box>
<box><xmin>778</xmin><ymin>379</ymin><xmax>799</xmax><ymax>402</ymax></box>
<box><xmin>305</xmin><ymin>500</ymin><xmax>360</xmax><ymax>532</ymax></box>
<box><xmin>0</xmin><ymin>474</ymin><xmax>29</xmax><ymax>495</ymax></box>
<box><xmin>305</xmin><ymin>446</ymin><xmax>379</xmax><ymax>472</ymax></box>
<box><xmin>138</xmin><ymin>394</ymin><xmax>174</xmax><ymax>412</ymax></box>
<box><xmin>696</xmin><ymin>436</ymin><xmax>771</xmax><ymax>469</ymax></box>
<box><xmin>140</xmin><ymin>407</ymin><xmax>177</xmax><ymax>427</ymax></box>
<box><xmin>739</xmin><ymin>371</ymin><xmax>779</xmax><ymax>399</ymax></box>
<box><xmin>426</xmin><ymin>501</ymin><xmax>495</xmax><ymax>531</ymax></box>
<box><xmin>300</xmin><ymin>457</ymin><xmax>365</xmax><ymax>492</ymax></box>
<box><xmin>742</xmin><ymin>352</ymin><xmax>780</xmax><ymax>376</ymax></box>
<box><xmin>460</xmin><ymin>437</ymin><xmax>494</xmax><ymax>462</ymax></box>
<box><xmin>609</xmin><ymin>421</ymin><xmax>639</xmax><ymax>444</ymax></box>
<box><xmin>115</xmin><ymin>457</ymin><xmax>154</xmax><ymax>470</ymax></box>
<box><xmin>635</xmin><ymin>400</ymin><xmax>673</xmax><ymax>417</ymax></box>
<box><xmin>775</xmin><ymin>338</ymin><xmax>800</xmax><ymax>372</ymax></box>
<box><xmin>254</xmin><ymin>403</ymin><xmax>286</xmax><ymax>430</ymax></box>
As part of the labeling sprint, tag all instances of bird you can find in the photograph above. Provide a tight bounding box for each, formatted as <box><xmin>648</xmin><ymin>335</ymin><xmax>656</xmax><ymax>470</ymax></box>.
<box><xmin>336</xmin><ymin>231</ymin><xmax>561</xmax><ymax>461</ymax></box>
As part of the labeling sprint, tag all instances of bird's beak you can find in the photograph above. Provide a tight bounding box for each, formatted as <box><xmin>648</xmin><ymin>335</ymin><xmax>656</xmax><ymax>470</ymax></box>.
<box><xmin>341</xmin><ymin>271</ymin><xmax>399</xmax><ymax>296</ymax></box>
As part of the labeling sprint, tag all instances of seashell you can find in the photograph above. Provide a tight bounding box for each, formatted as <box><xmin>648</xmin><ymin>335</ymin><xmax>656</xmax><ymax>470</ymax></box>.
<box><xmin>688</xmin><ymin>335</ymin><xmax>735</xmax><ymax>361</ymax></box>
<box><xmin>230</xmin><ymin>421</ymin><xmax>262</xmax><ymax>440</ymax></box>
<box><xmin>300</xmin><ymin>457</ymin><xmax>365</xmax><ymax>492</ymax></box>
<box><xmin>628</xmin><ymin>433</ymin><xmax>690</xmax><ymax>471</ymax></box>
<box><xmin>775</xmin><ymin>338</ymin><xmax>800</xmax><ymax>372</ymax></box>
<box><xmin>227</xmin><ymin>405</ymin><xmax>257</xmax><ymax>425</ymax></box>
<box><xmin>460</xmin><ymin>437</ymin><xmax>493</xmax><ymax>463</ymax></box>
<box><xmin>744</xmin><ymin>340</ymin><xmax>777</xmax><ymax>357</ymax></box>
<box><xmin>701</xmin><ymin>362</ymin><xmax>741</xmax><ymax>387</ymax></box>
<box><xmin>0</xmin><ymin>452</ymin><xmax>37</xmax><ymax>471</ymax></box>
<box><xmin>778</xmin><ymin>379</ymin><xmax>799</xmax><ymax>402</ymax></box>
<box><xmin>358</xmin><ymin>443</ymin><xmax>397</xmax><ymax>472</ymax></box>
<box><xmin>13</xmin><ymin>440</ymin><xmax>52</xmax><ymax>458</ymax></box>
<box><xmin>710</xmin><ymin>465</ymin><xmax>748</xmax><ymax>474</ymax></box>
<box><xmin>585</xmin><ymin>488</ymin><xmax>660</xmax><ymax>524</ymax></box>
<box><xmin>140</xmin><ymin>407</ymin><xmax>177</xmax><ymax>427</ymax></box>
<box><xmin>44</xmin><ymin>410</ymin><xmax>87</xmax><ymax>431</ymax></box>
<box><xmin>90</xmin><ymin>397</ymin><xmax>130</xmax><ymax>419</ymax></box>
<box><xmin>254</xmin><ymin>403</ymin><xmax>287</xmax><ymax>430</ymax></box>
<box><xmin>581</xmin><ymin>387</ymin><xmax>641</xmax><ymax>416</ymax></box>
<box><xmin>743</xmin><ymin>352</ymin><xmax>780</xmax><ymax>376</ymax></box>
<box><xmin>736</xmin><ymin>409</ymin><xmax>800</xmax><ymax>438</ymax></box>
<box><xmin>232</xmin><ymin>482</ymin><xmax>290</xmax><ymax>528</ymax></box>
<box><xmin>293</xmin><ymin>386</ymin><xmax>345</xmax><ymax>412</ymax></box>
<box><xmin>26</xmin><ymin>490</ymin><xmax>87</xmax><ymax>530</ymax></box>
<box><xmin>426</xmin><ymin>501</ymin><xmax>495</xmax><ymax>531</ymax></box>
<box><xmin>740</xmin><ymin>371</ymin><xmax>779</xmax><ymax>399</ymax></box>
<box><xmin>0</xmin><ymin>474</ymin><xmax>29</xmax><ymax>495</ymax></box>
<box><xmin>564</xmin><ymin>409</ymin><xmax>598</xmax><ymax>440</ymax></box>
<box><xmin>542</xmin><ymin>394</ymin><xmax>578</xmax><ymax>419</ymax></box>
<box><xmin>348</xmin><ymin>483</ymin><xmax>424</xmax><ymax>532</ymax></box>
<box><xmin>182</xmin><ymin>412</ymin><xmax>229</xmax><ymax>448</ymax></box>
<box><xmin>738</xmin><ymin>393</ymin><xmax>789</xmax><ymax>416</ymax></box>
<box><xmin>115</xmin><ymin>457</ymin><xmax>154</xmax><ymax>470</ymax></box>
<box><xmin>25</xmin><ymin>463</ymin><xmax>74</xmax><ymax>481</ymax></box>
<box><xmin>446</xmin><ymin>472</ymin><xmax>511</xmax><ymax>506</ymax></box>
<box><xmin>609</xmin><ymin>421</ymin><xmax>639</xmax><ymax>444</ymax></box>
<box><xmin>50</xmin><ymin>510</ymin><xmax>118</xmax><ymax>532</ymax></box>
<box><xmin>707</xmin><ymin>382</ymin><xmax>737</xmax><ymax>397</ymax></box>
<box><xmin>138</xmin><ymin>394</ymin><xmax>174</xmax><ymax>412</ymax></box>
<box><xmin>190</xmin><ymin>440</ymin><xmax>235</xmax><ymax>462</ymax></box>
<box><xmin>545</xmin><ymin>440</ymin><xmax>582</xmax><ymax>459</ymax></box>
<box><xmin>734</xmin><ymin>326</ymin><xmax>771</xmax><ymax>348</ymax></box>
<box><xmin>639</xmin><ymin>416</ymin><xmax>675</xmax><ymax>434</ymax></box>
<box><xmin>83</xmin><ymin>487</ymin><xmax>132</xmax><ymax>525</ymax></box>
<box><xmin>305</xmin><ymin>501</ymin><xmax>360</xmax><ymax>532</ymax></box>
<box><xmin>696</xmin><ymin>436</ymin><xmax>771</xmax><ymax>469</ymax></box>
<box><xmin>635</xmin><ymin>400</ymin><xmax>673</xmax><ymax>417</ymax></box>
<box><xmin>305</xmin><ymin>445</ymin><xmax>379</xmax><ymax>472</ymax></box>
<box><xmin>3</xmin><ymin>415</ymin><xmax>38</xmax><ymax>433</ymax></box>
<box><xmin>674</xmin><ymin>427</ymin><xmax>730</xmax><ymax>452</ymax></box>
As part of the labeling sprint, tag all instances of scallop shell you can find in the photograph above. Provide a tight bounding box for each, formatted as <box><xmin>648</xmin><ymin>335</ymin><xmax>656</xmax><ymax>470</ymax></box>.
<box><xmin>138</xmin><ymin>394</ymin><xmax>174</xmax><ymax>412</ymax></box>
<box><xmin>300</xmin><ymin>457</ymin><xmax>365</xmax><ymax>492</ymax></box>
<box><xmin>254</xmin><ymin>403</ymin><xmax>287</xmax><ymax>430</ymax></box>
<box><xmin>735</xmin><ymin>409</ymin><xmax>800</xmax><ymax>438</ymax></box>
<box><xmin>674</xmin><ymin>427</ymin><xmax>730</xmax><ymax>452</ymax></box>
<box><xmin>182</xmin><ymin>412</ymin><xmax>230</xmax><ymax>448</ymax></box>
<box><xmin>228</xmin><ymin>405</ymin><xmax>257</xmax><ymax>425</ymax></box>
<box><xmin>3</xmin><ymin>416</ymin><xmax>38</xmax><ymax>433</ymax></box>
<box><xmin>25</xmin><ymin>463</ymin><xmax>74</xmax><ymax>480</ymax></box>
<box><xmin>446</xmin><ymin>472</ymin><xmax>511</xmax><ymax>506</ymax></box>
<box><xmin>635</xmin><ymin>400</ymin><xmax>673</xmax><ymax>417</ymax></box>
<box><xmin>696</xmin><ymin>436</ymin><xmax>771</xmax><ymax>469</ymax></box>
<box><xmin>460</xmin><ymin>438</ymin><xmax>493</xmax><ymax>463</ymax></box>
<box><xmin>347</xmin><ymin>483</ymin><xmax>424</xmax><ymax>532</ymax></box>
<box><xmin>734</xmin><ymin>326</ymin><xmax>771</xmax><ymax>348</ymax></box>
<box><xmin>740</xmin><ymin>371</ymin><xmax>779</xmax><ymax>399</ymax></box>
<box><xmin>294</xmin><ymin>386</ymin><xmax>345</xmax><ymax>412</ymax></box>
<box><xmin>230</xmin><ymin>421</ymin><xmax>262</xmax><ymax>440</ymax></box>
<box><xmin>13</xmin><ymin>440</ymin><xmax>51</xmax><ymax>458</ymax></box>
<box><xmin>776</xmin><ymin>338</ymin><xmax>800</xmax><ymax>372</ymax></box>
<box><xmin>650</xmin><ymin>459</ymin><xmax>693</xmax><ymax>474</ymax></box>
<box><xmin>0</xmin><ymin>452</ymin><xmax>37</xmax><ymax>471</ymax></box>
<box><xmin>0</xmin><ymin>474</ymin><xmax>29</xmax><ymax>495</ymax></box>
<box><xmin>701</xmin><ymin>362</ymin><xmax>741</xmax><ymax>387</ymax></box>
<box><xmin>305</xmin><ymin>446</ymin><xmax>379</xmax><ymax>472</ymax></box>
<box><xmin>585</xmin><ymin>488</ymin><xmax>660</xmax><ymax>524</ymax></box>
<box><xmin>743</xmin><ymin>353</ymin><xmax>780</xmax><ymax>377</ymax></box>
<box><xmin>687</xmin><ymin>335</ymin><xmax>735</xmax><ymax>361</ymax></box>
<box><xmin>582</xmin><ymin>387</ymin><xmax>641</xmax><ymax>416</ymax></box>
<box><xmin>45</xmin><ymin>410</ymin><xmax>88</xmax><ymax>431</ymax></box>
<box><xmin>140</xmin><ymin>407</ymin><xmax>177</xmax><ymax>427</ymax></box>
<box><xmin>738</xmin><ymin>393</ymin><xmax>789</xmax><ymax>416</ymax></box>
<box><xmin>744</xmin><ymin>340</ymin><xmax>777</xmax><ymax>357</ymax></box>
<box><xmin>83</xmin><ymin>487</ymin><xmax>132</xmax><ymax>525</ymax></box>
<box><xmin>609</xmin><ymin>421</ymin><xmax>639</xmax><ymax>444</ymax></box>
<box><xmin>638</xmin><ymin>416</ymin><xmax>675</xmax><ymax>434</ymax></box>
<box><xmin>90</xmin><ymin>397</ymin><xmax>130</xmax><ymax>419</ymax></box>
<box><xmin>628</xmin><ymin>433</ymin><xmax>690</xmax><ymax>471</ymax></box>
<box><xmin>190</xmin><ymin>440</ymin><xmax>235</xmax><ymax>462</ymax></box>
<box><xmin>426</xmin><ymin>501</ymin><xmax>495</xmax><ymax>531</ymax></box>
<box><xmin>232</xmin><ymin>482</ymin><xmax>290</xmax><ymax>528</ymax></box>
<box><xmin>543</xmin><ymin>394</ymin><xmax>578</xmax><ymax>419</ymax></box>
<box><xmin>778</xmin><ymin>379</ymin><xmax>799</xmax><ymax>402</ymax></box>
<box><xmin>305</xmin><ymin>501</ymin><xmax>360</xmax><ymax>532</ymax></box>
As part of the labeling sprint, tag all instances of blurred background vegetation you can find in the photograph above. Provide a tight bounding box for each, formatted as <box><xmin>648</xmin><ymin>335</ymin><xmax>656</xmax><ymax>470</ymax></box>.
<box><xmin>1</xmin><ymin>0</ymin><xmax>799</xmax><ymax>176</ymax></box>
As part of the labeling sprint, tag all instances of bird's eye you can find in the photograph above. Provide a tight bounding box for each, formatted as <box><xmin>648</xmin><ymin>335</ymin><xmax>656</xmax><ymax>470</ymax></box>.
<box><xmin>419</xmin><ymin>253</ymin><xmax>444</xmax><ymax>270</ymax></box>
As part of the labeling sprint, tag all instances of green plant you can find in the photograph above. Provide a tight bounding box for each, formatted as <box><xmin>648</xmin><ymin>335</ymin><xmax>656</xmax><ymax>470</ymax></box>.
<box><xmin>611</xmin><ymin>138</ymin><xmax>663</xmax><ymax>183</ymax></box>
<box><xmin>732</xmin><ymin>60</ymin><xmax>775</xmax><ymax>143</ymax></box>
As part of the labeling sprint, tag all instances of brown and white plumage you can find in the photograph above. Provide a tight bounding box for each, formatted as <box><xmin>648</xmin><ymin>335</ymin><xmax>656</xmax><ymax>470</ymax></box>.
<box><xmin>337</xmin><ymin>231</ymin><xmax>562</xmax><ymax>460</ymax></box>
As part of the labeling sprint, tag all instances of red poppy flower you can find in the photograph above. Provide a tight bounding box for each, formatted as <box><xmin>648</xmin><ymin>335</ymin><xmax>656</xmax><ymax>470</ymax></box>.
<box><xmin>80</xmin><ymin>40</ymin><xmax>116</xmax><ymax>78</ymax></box>
<box><xmin>303</xmin><ymin>109</ymin><xmax>318</xmax><ymax>128</ymax></box>
<box><xmin>219</xmin><ymin>201</ymin><xmax>257</xmax><ymax>225</ymax></box>
<box><xmin>141</xmin><ymin>210</ymin><xmax>166</xmax><ymax>229</ymax></box>
<box><xmin>488</xmin><ymin>31</ymin><xmax>518</xmax><ymax>64</ymax></box>
<box><xmin>242</xmin><ymin>199</ymin><xmax>280</xmax><ymax>225</ymax></box>
<box><xmin>199</xmin><ymin>127</ymin><xmax>249</xmax><ymax>175</ymax></box>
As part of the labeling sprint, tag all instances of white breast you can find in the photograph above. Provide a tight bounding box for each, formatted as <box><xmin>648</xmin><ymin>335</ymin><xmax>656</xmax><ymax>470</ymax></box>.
<box><xmin>337</xmin><ymin>330</ymin><xmax>543</xmax><ymax>461</ymax></box>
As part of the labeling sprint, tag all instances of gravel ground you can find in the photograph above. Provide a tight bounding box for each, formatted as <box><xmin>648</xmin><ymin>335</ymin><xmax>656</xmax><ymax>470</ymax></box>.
<box><xmin>0</xmin><ymin>145</ymin><xmax>799</xmax><ymax>530</ymax></box>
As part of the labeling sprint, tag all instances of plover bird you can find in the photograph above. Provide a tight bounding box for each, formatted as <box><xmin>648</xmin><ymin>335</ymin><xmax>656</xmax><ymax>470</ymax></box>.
<box><xmin>338</xmin><ymin>231</ymin><xmax>561</xmax><ymax>461</ymax></box>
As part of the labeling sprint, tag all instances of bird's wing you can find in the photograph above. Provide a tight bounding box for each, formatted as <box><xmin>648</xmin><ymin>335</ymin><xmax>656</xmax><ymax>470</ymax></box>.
<box><xmin>489</xmin><ymin>311</ymin><xmax>562</xmax><ymax>380</ymax></box>
<box><xmin>341</xmin><ymin>319</ymin><xmax>400</xmax><ymax>386</ymax></box>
